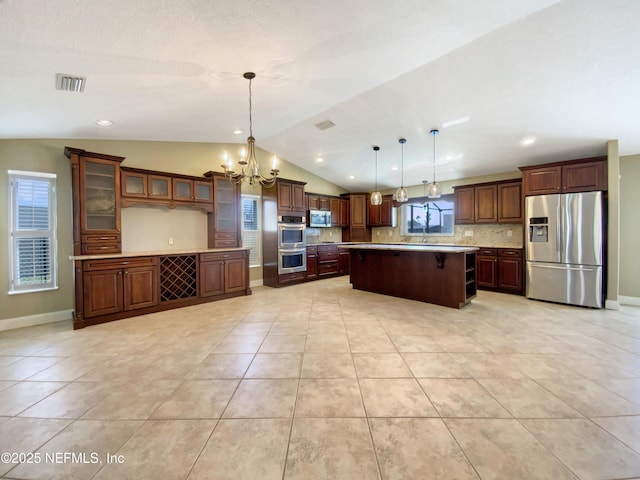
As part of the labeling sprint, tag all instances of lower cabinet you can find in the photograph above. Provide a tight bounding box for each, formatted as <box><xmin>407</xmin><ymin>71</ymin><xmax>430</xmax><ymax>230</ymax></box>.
<box><xmin>338</xmin><ymin>250</ymin><xmax>350</xmax><ymax>275</ymax></box>
<box><xmin>199</xmin><ymin>251</ymin><xmax>248</xmax><ymax>297</ymax></box>
<box><xmin>305</xmin><ymin>244</ymin><xmax>348</xmax><ymax>282</ymax></box>
<box><xmin>318</xmin><ymin>244</ymin><xmax>339</xmax><ymax>277</ymax></box>
<box><xmin>306</xmin><ymin>246</ymin><xmax>318</xmax><ymax>280</ymax></box>
<box><xmin>74</xmin><ymin>249</ymin><xmax>250</xmax><ymax>329</ymax></box>
<box><xmin>476</xmin><ymin>248</ymin><xmax>523</xmax><ymax>294</ymax></box>
<box><xmin>83</xmin><ymin>257</ymin><xmax>159</xmax><ymax>318</ymax></box>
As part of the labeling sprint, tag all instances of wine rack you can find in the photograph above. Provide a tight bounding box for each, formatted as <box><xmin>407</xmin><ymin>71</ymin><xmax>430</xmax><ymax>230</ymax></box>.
<box><xmin>160</xmin><ymin>255</ymin><xmax>197</xmax><ymax>302</ymax></box>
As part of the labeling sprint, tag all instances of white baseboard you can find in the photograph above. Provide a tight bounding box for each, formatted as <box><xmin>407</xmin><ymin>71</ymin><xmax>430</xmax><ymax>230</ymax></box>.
<box><xmin>605</xmin><ymin>299</ymin><xmax>621</xmax><ymax>310</ymax></box>
<box><xmin>619</xmin><ymin>295</ymin><xmax>640</xmax><ymax>306</ymax></box>
<box><xmin>0</xmin><ymin>309</ymin><xmax>73</xmax><ymax>332</ymax></box>
<box><xmin>250</xmin><ymin>279</ymin><xmax>264</xmax><ymax>288</ymax></box>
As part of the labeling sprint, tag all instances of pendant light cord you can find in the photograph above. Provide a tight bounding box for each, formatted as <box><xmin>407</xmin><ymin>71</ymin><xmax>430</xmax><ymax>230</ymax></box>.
<box><xmin>248</xmin><ymin>77</ymin><xmax>253</xmax><ymax>138</ymax></box>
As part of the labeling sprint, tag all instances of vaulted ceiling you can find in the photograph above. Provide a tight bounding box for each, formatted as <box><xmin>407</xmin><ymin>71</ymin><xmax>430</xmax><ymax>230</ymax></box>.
<box><xmin>1</xmin><ymin>0</ymin><xmax>638</xmax><ymax>190</ymax></box>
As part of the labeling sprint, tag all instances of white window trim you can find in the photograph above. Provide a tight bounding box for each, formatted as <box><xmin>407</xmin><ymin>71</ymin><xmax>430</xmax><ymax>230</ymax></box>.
<box><xmin>241</xmin><ymin>194</ymin><xmax>262</xmax><ymax>268</ymax></box>
<box><xmin>8</xmin><ymin>170</ymin><xmax>58</xmax><ymax>294</ymax></box>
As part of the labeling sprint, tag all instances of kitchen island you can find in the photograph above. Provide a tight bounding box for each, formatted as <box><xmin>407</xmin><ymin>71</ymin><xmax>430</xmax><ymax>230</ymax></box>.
<box><xmin>338</xmin><ymin>244</ymin><xmax>478</xmax><ymax>308</ymax></box>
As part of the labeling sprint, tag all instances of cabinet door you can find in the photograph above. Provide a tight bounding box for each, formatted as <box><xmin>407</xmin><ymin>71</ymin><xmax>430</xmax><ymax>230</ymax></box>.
<box><xmin>367</xmin><ymin>198</ymin><xmax>381</xmax><ymax>226</ymax></box>
<box><xmin>308</xmin><ymin>195</ymin><xmax>320</xmax><ymax>210</ymax></box>
<box><xmin>338</xmin><ymin>251</ymin><xmax>350</xmax><ymax>275</ymax></box>
<box><xmin>522</xmin><ymin>166</ymin><xmax>562</xmax><ymax>196</ymax></box>
<box><xmin>278</xmin><ymin>182</ymin><xmax>293</xmax><ymax>210</ymax></box>
<box><xmin>318</xmin><ymin>196</ymin><xmax>330</xmax><ymax>211</ymax></box>
<box><xmin>225</xmin><ymin>258</ymin><xmax>247</xmax><ymax>293</ymax></box>
<box><xmin>350</xmin><ymin>194</ymin><xmax>367</xmax><ymax>227</ymax></box>
<box><xmin>498</xmin><ymin>257</ymin><xmax>523</xmax><ymax>292</ymax></box>
<box><xmin>340</xmin><ymin>199</ymin><xmax>350</xmax><ymax>226</ymax></box>
<box><xmin>454</xmin><ymin>187</ymin><xmax>475</xmax><ymax>224</ymax></box>
<box><xmin>194</xmin><ymin>180</ymin><xmax>213</xmax><ymax>202</ymax></box>
<box><xmin>292</xmin><ymin>183</ymin><xmax>306</xmax><ymax>212</ymax></box>
<box><xmin>498</xmin><ymin>182</ymin><xmax>522</xmax><ymax>223</ymax></box>
<box><xmin>123</xmin><ymin>266</ymin><xmax>159</xmax><ymax>310</ymax></box>
<box><xmin>379</xmin><ymin>196</ymin><xmax>393</xmax><ymax>226</ymax></box>
<box><xmin>476</xmin><ymin>256</ymin><xmax>498</xmax><ymax>287</ymax></box>
<box><xmin>475</xmin><ymin>185</ymin><xmax>497</xmax><ymax>223</ymax></box>
<box><xmin>148</xmin><ymin>175</ymin><xmax>172</xmax><ymax>200</ymax></box>
<box><xmin>83</xmin><ymin>269</ymin><xmax>123</xmax><ymax>318</ymax></box>
<box><xmin>330</xmin><ymin>198</ymin><xmax>340</xmax><ymax>226</ymax></box>
<box><xmin>562</xmin><ymin>161</ymin><xmax>607</xmax><ymax>192</ymax></box>
<box><xmin>306</xmin><ymin>251</ymin><xmax>318</xmax><ymax>279</ymax></box>
<box><xmin>200</xmin><ymin>260</ymin><xmax>224</xmax><ymax>297</ymax></box>
<box><xmin>121</xmin><ymin>171</ymin><xmax>147</xmax><ymax>198</ymax></box>
<box><xmin>173</xmin><ymin>178</ymin><xmax>194</xmax><ymax>201</ymax></box>
<box><xmin>80</xmin><ymin>157</ymin><xmax>120</xmax><ymax>233</ymax></box>
<box><xmin>214</xmin><ymin>177</ymin><xmax>239</xmax><ymax>235</ymax></box>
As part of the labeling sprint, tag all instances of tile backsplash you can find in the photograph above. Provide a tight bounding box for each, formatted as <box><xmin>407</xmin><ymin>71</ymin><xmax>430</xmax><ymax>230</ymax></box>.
<box><xmin>371</xmin><ymin>224</ymin><xmax>523</xmax><ymax>248</ymax></box>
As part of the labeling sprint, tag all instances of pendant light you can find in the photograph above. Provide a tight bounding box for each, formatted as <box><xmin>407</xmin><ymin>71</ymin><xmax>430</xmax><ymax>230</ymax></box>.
<box><xmin>370</xmin><ymin>146</ymin><xmax>382</xmax><ymax>206</ymax></box>
<box><xmin>395</xmin><ymin>137</ymin><xmax>409</xmax><ymax>203</ymax></box>
<box><xmin>427</xmin><ymin>129</ymin><xmax>441</xmax><ymax>198</ymax></box>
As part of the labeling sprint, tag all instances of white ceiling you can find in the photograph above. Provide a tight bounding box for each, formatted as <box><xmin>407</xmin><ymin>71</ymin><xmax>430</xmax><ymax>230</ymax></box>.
<box><xmin>1</xmin><ymin>0</ymin><xmax>639</xmax><ymax>191</ymax></box>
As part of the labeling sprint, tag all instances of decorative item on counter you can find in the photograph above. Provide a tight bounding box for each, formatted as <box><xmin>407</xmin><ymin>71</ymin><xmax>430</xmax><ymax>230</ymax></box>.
<box><xmin>395</xmin><ymin>138</ymin><xmax>409</xmax><ymax>203</ymax></box>
<box><xmin>370</xmin><ymin>145</ymin><xmax>382</xmax><ymax>206</ymax></box>
<box><xmin>220</xmin><ymin>72</ymin><xmax>279</xmax><ymax>187</ymax></box>
<box><xmin>427</xmin><ymin>129</ymin><xmax>442</xmax><ymax>198</ymax></box>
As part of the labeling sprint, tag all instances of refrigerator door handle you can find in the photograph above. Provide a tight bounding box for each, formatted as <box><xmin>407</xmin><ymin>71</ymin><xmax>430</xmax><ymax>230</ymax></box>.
<box><xmin>531</xmin><ymin>264</ymin><xmax>596</xmax><ymax>272</ymax></box>
<box><xmin>556</xmin><ymin>203</ymin><xmax>562</xmax><ymax>262</ymax></box>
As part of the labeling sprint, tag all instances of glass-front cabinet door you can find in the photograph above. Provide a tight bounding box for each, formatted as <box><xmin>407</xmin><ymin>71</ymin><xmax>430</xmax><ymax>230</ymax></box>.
<box><xmin>121</xmin><ymin>171</ymin><xmax>147</xmax><ymax>198</ymax></box>
<box><xmin>80</xmin><ymin>158</ymin><xmax>120</xmax><ymax>233</ymax></box>
<box><xmin>148</xmin><ymin>175</ymin><xmax>171</xmax><ymax>200</ymax></box>
<box><xmin>173</xmin><ymin>178</ymin><xmax>194</xmax><ymax>201</ymax></box>
<box><xmin>214</xmin><ymin>177</ymin><xmax>237</xmax><ymax>232</ymax></box>
<box><xmin>194</xmin><ymin>180</ymin><xmax>212</xmax><ymax>202</ymax></box>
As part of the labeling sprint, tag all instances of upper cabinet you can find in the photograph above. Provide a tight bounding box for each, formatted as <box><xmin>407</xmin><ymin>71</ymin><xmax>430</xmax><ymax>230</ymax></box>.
<box><xmin>367</xmin><ymin>194</ymin><xmax>395</xmax><ymax>227</ymax></box>
<box><xmin>342</xmin><ymin>193</ymin><xmax>371</xmax><ymax>242</ymax></box>
<box><xmin>276</xmin><ymin>179</ymin><xmax>306</xmax><ymax>216</ymax></box>
<box><xmin>454</xmin><ymin>180</ymin><xmax>522</xmax><ymax>225</ymax></box>
<box><xmin>66</xmin><ymin>147</ymin><xmax>125</xmax><ymax>256</ymax></box>
<box><xmin>121</xmin><ymin>167</ymin><xmax>213</xmax><ymax>210</ymax></box>
<box><xmin>520</xmin><ymin>157</ymin><xmax>607</xmax><ymax>196</ymax></box>
<box><xmin>210</xmin><ymin>175</ymin><xmax>241</xmax><ymax>248</ymax></box>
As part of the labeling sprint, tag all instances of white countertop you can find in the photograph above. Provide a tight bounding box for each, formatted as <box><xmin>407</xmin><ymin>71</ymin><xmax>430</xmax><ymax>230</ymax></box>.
<box><xmin>70</xmin><ymin>247</ymin><xmax>249</xmax><ymax>261</ymax></box>
<box><xmin>337</xmin><ymin>243</ymin><xmax>479</xmax><ymax>253</ymax></box>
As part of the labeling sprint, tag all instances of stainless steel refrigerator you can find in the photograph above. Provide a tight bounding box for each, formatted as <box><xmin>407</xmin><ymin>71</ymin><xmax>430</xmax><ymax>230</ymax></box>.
<box><xmin>525</xmin><ymin>191</ymin><xmax>604</xmax><ymax>308</ymax></box>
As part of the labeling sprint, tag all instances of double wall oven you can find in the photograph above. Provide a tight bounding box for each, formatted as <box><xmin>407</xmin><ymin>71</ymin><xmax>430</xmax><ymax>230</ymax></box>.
<box><xmin>278</xmin><ymin>215</ymin><xmax>307</xmax><ymax>274</ymax></box>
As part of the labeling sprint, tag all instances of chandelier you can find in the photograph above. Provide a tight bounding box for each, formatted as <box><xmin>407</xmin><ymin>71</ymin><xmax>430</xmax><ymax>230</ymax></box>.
<box><xmin>427</xmin><ymin>129</ymin><xmax>442</xmax><ymax>198</ymax></box>
<box><xmin>221</xmin><ymin>72</ymin><xmax>279</xmax><ymax>187</ymax></box>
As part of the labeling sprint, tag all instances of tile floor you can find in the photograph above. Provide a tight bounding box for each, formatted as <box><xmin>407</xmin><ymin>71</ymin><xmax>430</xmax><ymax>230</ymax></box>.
<box><xmin>1</xmin><ymin>276</ymin><xmax>640</xmax><ymax>479</ymax></box>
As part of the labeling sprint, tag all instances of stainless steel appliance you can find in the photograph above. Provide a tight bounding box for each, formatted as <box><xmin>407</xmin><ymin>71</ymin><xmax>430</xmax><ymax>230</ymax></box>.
<box><xmin>309</xmin><ymin>209</ymin><xmax>332</xmax><ymax>227</ymax></box>
<box><xmin>525</xmin><ymin>192</ymin><xmax>604</xmax><ymax>308</ymax></box>
<box><xmin>277</xmin><ymin>215</ymin><xmax>307</xmax><ymax>273</ymax></box>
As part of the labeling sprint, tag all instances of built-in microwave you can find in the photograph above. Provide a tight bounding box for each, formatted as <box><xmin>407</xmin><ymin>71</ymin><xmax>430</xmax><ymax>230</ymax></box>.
<box><xmin>309</xmin><ymin>210</ymin><xmax>331</xmax><ymax>228</ymax></box>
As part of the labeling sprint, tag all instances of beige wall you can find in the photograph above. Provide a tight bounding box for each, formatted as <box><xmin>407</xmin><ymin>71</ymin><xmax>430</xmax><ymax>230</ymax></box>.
<box><xmin>620</xmin><ymin>153</ymin><xmax>640</xmax><ymax>298</ymax></box>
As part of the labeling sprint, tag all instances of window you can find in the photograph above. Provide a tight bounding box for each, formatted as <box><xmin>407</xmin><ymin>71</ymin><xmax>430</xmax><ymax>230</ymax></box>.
<box><xmin>400</xmin><ymin>194</ymin><xmax>455</xmax><ymax>236</ymax></box>
<box><xmin>8</xmin><ymin>171</ymin><xmax>57</xmax><ymax>293</ymax></box>
<box><xmin>241</xmin><ymin>195</ymin><xmax>262</xmax><ymax>267</ymax></box>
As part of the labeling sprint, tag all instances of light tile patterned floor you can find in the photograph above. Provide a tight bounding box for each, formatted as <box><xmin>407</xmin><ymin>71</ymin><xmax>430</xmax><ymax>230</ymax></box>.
<box><xmin>1</xmin><ymin>276</ymin><xmax>640</xmax><ymax>479</ymax></box>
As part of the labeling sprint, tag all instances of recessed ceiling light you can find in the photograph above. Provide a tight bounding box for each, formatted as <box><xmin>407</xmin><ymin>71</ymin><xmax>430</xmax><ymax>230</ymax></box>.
<box><xmin>446</xmin><ymin>153</ymin><xmax>464</xmax><ymax>161</ymax></box>
<box><xmin>233</xmin><ymin>129</ymin><xmax>243</xmax><ymax>135</ymax></box>
<box><xmin>95</xmin><ymin>119</ymin><xmax>113</xmax><ymax>126</ymax></box>
<box><xmin>442</xmin><ymin>116</ymin><xmax>470</xmax><ymax>128</ymax></box>
<box><xmin>316</xmin><ymin>157</ymin><xmax>324</xmax><ymax>163</ymax></box>
<box><xmin>520</xmin><ymin>136</ymin><xmax>536</xmax><ymax>146</ymax></box>
<box><xmin>349</xmin><ymin>175</ymin><xmax>355</xmax><ymax>180</ymax></box>
<box><xmin>391</xmin><ymin>166</ymin><xmax>398</xmax><ymax>171</ymax></box>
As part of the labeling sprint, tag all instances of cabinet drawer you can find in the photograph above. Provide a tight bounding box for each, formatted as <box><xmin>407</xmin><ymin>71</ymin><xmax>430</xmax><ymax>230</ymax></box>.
<box><xmin>318</xmin><ymin>262</ymin><xmax>339</xmax><ymax>275</ymax></box>
<box><xmin>84</xmin><ymin>256</ymin><xmax>157</xmax><ymax>271</ymax></box>
<box><xmin>81</xmin><ymin>243</ymin><xmax>121</xmax><ymax>255</ymax></box>
<box><xmin>306</xmin><ymin>245</ymin><xmax>318</xmax><ymax>254</ymax></box>
<box><xmin>82</xmin><ymin>234</ymin><xmax>121</xmax><ymax>244</ymax></box>
<box><xmin>477</xmin><ymin>248</ymin><xmax>498</xmax><ymax>256</ymax></box>
<box><xmin>213</xmin><ymin>239</ymin><xmax>238</xmax><ymax>248</ymax></box>
<box><xmin>200</xmin><ymin>251</ymin><xmax>245</xmax><ymax>262</ymax></box>
<box><xmin>318</xmin><ymin>251</ymin><xmax>339</xmax><ymax>262</ymax></box>
<box><xmin>499</xmin><ymin>249</ymin><xmax>523</xmax><ymax>258</ymax></box>
<box><xmin>215</xmin><ymin>232</ymin><xmax>237</xmax><ymax>240</ymax></box>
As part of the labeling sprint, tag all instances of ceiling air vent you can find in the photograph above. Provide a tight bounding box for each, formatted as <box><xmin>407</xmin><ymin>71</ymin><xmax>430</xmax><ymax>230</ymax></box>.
<box><xmin>315</xmin><ymin>119</ymin><xmax>335</xmax><ymax>131</ymax></box>
<box><xmin>55</xmin><ymin>73</ymin><xmax>86</xmax><ymax>92</ymax></box>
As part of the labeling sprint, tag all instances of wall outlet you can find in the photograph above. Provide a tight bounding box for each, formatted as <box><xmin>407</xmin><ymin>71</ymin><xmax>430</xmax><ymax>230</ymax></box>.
<box><xmin>168</xmin><ymin>237</ymin><xmax>174</xmax><ymax>245</ymax></box>
<box><xmin>464</xmin><ymin>230</ymin><xmax>473</xmax><ymax>237</ymax></box>
<box><xmin>507</xmin><ymin>230</ymin><xmax>513</xmax><ymax>237</ymax></box>
<box><xmin>329</xmin><ymin>231</ymin><xmax>333</xmax><ymax>237</ymax></box>
<box><xmin>377</xmin><ymin>230</ymin><xmax>381</xmax><ymax>236</ymax></box>
<box><xmin>388</xmin><ymin>230</ymin><xmax>393</xmax><ymax>236</ymax></box>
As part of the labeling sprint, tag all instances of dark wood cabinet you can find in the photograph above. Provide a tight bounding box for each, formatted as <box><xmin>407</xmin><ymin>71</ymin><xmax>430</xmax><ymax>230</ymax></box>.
<box><xmin>277</xmin><ymin>179</ymin><xmax>306</xmax><ymax>216</ymax></box>
<box><xmin>368</xmin><ymin>195</ymin><xmax>394</xmax><ymax>227</ymax></box>
<box><xmin>330</xmin><ymin>198</ymin><xmax>341</xmax><ymax>226</ymax></box>
<box><xmin>172</xmin><ymin>178</ymin><xmax>194</xmax><ymax>201</ymax></box>
<box><xmin>340</xmin><ymin>198</ymin><xmax>350</xmax><ymax>227</ymax></box>
<box><xmin>497</xmin><ymin>181</ymin><xmax>523</xmax><ymax>223</ymax></box>
<box><xmin>210</xmin><ymin>175</ymin><xmax>241</xmax><ymax>248</ymax></box>
<box><xmin>66</xmin><ymin>147</ymin><xmax>124</xmax><ymax>256</ymax></box>
<box><xmin>308</xmin><ymin>195</ymin><xmax>320</xmax><ymax>210</ymax></box>
<box><xmin>306</xmin><ymin>246</ymin><xmax>318</xmax><ymax>280</ymax></box>
<box><xmin>338</xmin><ymin>250</ymin><xmax>350</xmax><ymax>275</ymax></box>
<box><xmin>475</xmin><ymin>248</ymin><xmax>523</xmax><ymax>294</ymax></box>
<box><xmin>121</xmin><ymin>170</ymin><xmax>147</xmax><ymax>198</ymax></box>
<box><xmin>200</xmin><ymin>251</ymin><xmax>248</xmax><ymax>297</ymax></box>
<box><xmin>148</xmin><ymin>174</ymin><xmax>172</xmax><ymax>199</ymax></box>
<box><xmin>82</xmin><ymin>257</ymin><xmax>159</xmax><ymax>318</ymax></box>
<box><xmin>520</xmin><ymin>157</ymin><xmax>607</xmax><ymax>196</ymax></box>
<box><xmin>474</xmin><ymin>185</ymin><xmax>498</xmax><ymax>223</ymax></box>
<box><xmin>317</xmin><ymin>244</ymin><xmax>339</xmax><ymax>277</ymax></box>
<box><xmin>342</xmin><ymin>193</ymin><xmax>371</xmax><ymax>242</ymax></box>
<box><xmin>455</xmin><ymin>180</ymin><xmax>522</xmax><ymax>225</ymax></box>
